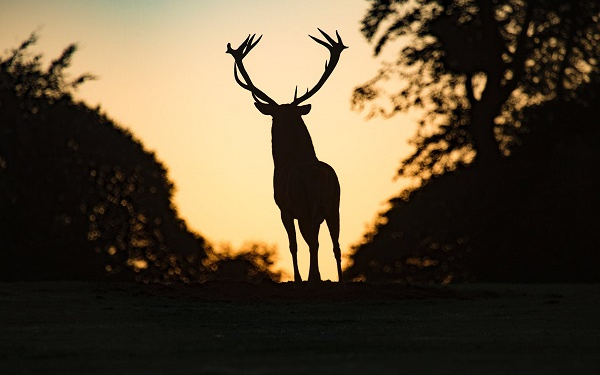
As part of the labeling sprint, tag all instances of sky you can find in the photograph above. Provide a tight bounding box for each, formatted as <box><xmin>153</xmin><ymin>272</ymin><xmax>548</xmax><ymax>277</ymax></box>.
<box><xmin>1</xmin><ymin>0</ymin><xmax>417</xmax><ymax>281</ymax></box>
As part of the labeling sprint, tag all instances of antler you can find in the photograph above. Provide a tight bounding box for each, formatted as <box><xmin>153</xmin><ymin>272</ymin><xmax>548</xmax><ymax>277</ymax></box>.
<box><xmin>291</xmin><ymin>29</ymin><xmax>348</xmax><ymax>105</ymax></box>
<box><xmin>226</xmin><ymin>34</ymin><xmax>277</xmax><ymax>105</ymax></box>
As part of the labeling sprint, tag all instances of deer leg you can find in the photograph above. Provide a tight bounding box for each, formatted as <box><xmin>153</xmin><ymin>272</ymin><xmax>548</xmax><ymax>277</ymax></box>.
<box><xmin>298</xmin><ymin>219</ymin><xmax>321</xmax><ymax>284</ymax></box>
<box><xmin>326</xmin><ymin>211</ymin><xmax>343</xmax><ymax>284</ymax></box>
<box><xmin>281</xmin><ymin>211</ymin><xmax>301</xmax><ymax>283</ymax></box>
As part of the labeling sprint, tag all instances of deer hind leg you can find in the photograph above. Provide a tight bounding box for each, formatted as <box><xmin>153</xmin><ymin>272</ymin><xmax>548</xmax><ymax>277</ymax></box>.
<box><xmin>298</xmin><ymin>219</ymin><xmax>321</xmax><ymax>284</ymax></box>
<box><xmin>326</xmin><ymin>211</ymin><xmax>343</xmax><ymax>284</ymax></box>
<box><xmin>281</xmin><ymin>211</ymin><xmax>302</xmax><ymax>283</ymax></box>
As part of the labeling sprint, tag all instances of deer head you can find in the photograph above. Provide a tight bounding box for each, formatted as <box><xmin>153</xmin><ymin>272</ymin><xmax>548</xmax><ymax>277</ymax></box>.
<box><xmin>226</xmin><ymin>29</ymin><xmax>347</xmax><ymax>118</ymax></box>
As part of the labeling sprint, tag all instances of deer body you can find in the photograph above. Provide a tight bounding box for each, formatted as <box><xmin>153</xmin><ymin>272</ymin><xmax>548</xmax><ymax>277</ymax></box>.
<box><xmin>263</xmin><ymin>103</ymin><xmax>341</xmax><ymax>282</ymax></box>
<box><xmin>227</xmin><ymin>30</ymin><xmax>347</xmax><ymax>284</ymax></box>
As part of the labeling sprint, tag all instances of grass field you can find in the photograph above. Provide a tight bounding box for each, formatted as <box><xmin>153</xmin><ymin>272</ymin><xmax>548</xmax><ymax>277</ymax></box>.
<box><xmin>1</xmin><ymin>281</ymin><xmax>599</xmax><ymax>374</ymax></box>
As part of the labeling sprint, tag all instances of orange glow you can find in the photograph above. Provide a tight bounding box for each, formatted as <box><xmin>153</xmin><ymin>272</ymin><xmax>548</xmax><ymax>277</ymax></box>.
<box><xmin>1</xmin><ymin>1</ymin><xmax>416</xmax><ymax>281</ymax></box>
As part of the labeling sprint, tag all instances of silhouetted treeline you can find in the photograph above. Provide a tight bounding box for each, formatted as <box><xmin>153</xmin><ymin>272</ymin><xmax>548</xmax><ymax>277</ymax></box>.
<box><xmin>347</xmin><ymin>1</ymin><xmax>600</xmax><ymax>283</ymax></box>
<box><xmin>0</xmin><ymin>34</ymin><xmax>287</xmax><ymax>283</ymax></box>
<box><xmin>0</xmin><ymin>34</ymin><xmax>212</xmax><ymax>282</ymax></box>
<box><xmin>346</xmin><ymin>75</ymin><xmax>600</xmax><ymax>282</ymax></box>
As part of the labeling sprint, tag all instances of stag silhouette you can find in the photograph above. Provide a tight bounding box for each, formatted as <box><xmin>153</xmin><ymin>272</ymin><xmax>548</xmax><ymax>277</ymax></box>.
<box><xmin>226</xmin><ymin>29</ymin><xmax>347</xmax><ymax>284</ymax></box>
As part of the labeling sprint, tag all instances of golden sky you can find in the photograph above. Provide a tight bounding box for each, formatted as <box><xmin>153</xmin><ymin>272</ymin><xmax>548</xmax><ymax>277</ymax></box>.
<box><xmin>1</xmin><ymin>0</ymin><xmax>417</xmax><ymax>281</ymax></box>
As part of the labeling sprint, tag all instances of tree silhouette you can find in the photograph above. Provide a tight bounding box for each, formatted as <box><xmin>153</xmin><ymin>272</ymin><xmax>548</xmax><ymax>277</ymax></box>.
<box><xmin>346</xmin><ymin>72</ymin><xmax>600</xmax><ymax>283</ymax></box>
<box><xmin>347</xmin><ymin>1</ymin><xmax>600</xmax><ymax>283</ymax></box>
<box><xmin>353</xmin><ymin>1</ymin><xmax>600</xmax><ymax>179</ymax></box>
<box><xmin>0</xmin><ymin>33</ymin><xmax>209</xmax><ymax>282</ymax></box>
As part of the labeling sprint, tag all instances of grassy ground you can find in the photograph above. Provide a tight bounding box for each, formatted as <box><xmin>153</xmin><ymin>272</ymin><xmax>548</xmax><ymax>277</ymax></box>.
<box><xmin>1</xmin><ymin>281</ymin><xmax>599</xmax><ymax>374</ymax></box>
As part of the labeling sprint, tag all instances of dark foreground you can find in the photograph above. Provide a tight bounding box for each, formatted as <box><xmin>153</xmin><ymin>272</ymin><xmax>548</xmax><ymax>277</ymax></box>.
<box><xmin>1</xmin><ymin>281</ymin><xmax>599</xmax><ymax>375</ymax></box>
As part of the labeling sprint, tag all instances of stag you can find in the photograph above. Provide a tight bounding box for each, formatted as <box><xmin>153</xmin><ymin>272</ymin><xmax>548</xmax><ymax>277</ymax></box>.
<box><xmin>226</xmin><ymin>29</ymin><xmax>347</xmax><ymax>284</ymax></box>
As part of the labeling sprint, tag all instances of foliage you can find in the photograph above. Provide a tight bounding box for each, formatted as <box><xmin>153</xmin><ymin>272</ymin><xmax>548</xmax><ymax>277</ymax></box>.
<box><xmin>347</xmin><ymin>0</ymin><xmax>600</xmax><ymax>283</ymax></box>
<box><xmin>3</xmin><ymin>33</ymin><xmax>97</xmax><ymax>98</ymax></box>
<box><xmin>353</xmin><ymin>0</ymin><xmax>600</xmax><ymax>180</ymax></box>
<box><xmin>346</xmin><ymin>74</ymin><xmax>600</xmax><ymax>283</ymax></box>
<box><xmin>0</xmin><ymin>33</ymin><xmax>209</xmax><ymax>282</ymax></box>
<box><xmin>202</xmin><ymin>243</ymin><xmax>286</xmax><ymax>283</ymax></box>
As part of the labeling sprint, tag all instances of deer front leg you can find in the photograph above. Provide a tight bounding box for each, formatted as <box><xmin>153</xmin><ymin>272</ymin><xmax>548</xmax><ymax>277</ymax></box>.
<box><xmin>299</xmin><ymin>219</ymin><xmax>321</xmax><ymax>284</ymax></box>
<box><xmin>281</xmin><ymin>211</ymin><xmax>302</xmax><ymax>283</ymax></box>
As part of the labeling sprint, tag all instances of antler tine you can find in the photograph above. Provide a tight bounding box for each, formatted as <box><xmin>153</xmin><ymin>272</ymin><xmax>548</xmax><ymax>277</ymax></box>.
<box><xmin>318</xmin><ymin>28</ymin><xmax>336</xmax><ymax>45</ymax></box>
<box><xmin>309</xmin><ymin>34</ymin><xmax>332</xmax><ymax>50</ymax></box>
<box><xmin>227</xmin><ymin>34</ymin><xmax>277</xmax><ymax>105</ymax></box>
<box><xmin>291</xmin><ymin>29</ymin><xmax>348</xmax><ymax>105</ymax></box>
<box><xmin>242</xmin><ymin>34</ymin><xmax>263</xmax><ymax>57</ymax></box>
<box><xmin>308</xmin><ymin>29</ymin><xmax>348</xmax><ymax>51</ymax></box>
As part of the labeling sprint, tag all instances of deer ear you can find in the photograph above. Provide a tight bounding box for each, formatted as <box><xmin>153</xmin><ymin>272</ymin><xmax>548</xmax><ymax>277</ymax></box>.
<box><xmin>297</xmin><ymin>104</ymin><xmax>311</xmax><ymax>116</ymax></box>
<box><xmin>254</xmin><ymin>102</ymin><xmax>274</xmax><ymax>116</ymax></box>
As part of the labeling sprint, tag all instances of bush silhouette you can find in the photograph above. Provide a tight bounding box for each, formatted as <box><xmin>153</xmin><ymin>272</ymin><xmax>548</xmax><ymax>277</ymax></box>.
<box><xmin>202</xmin><ymin>243</ymin><xmax>285</xmax><ymax>283</ymax></box>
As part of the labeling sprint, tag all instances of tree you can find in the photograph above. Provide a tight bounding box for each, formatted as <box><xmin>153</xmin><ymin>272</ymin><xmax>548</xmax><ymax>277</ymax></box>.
<box><xmin>345</xmin><ymin>72</ymin><xmax>600</xmax><ymax>283</ymax></box>
<box><xmin>346</xmin><ymin>1</ymin><xmax>600</xmax><ymax>283</ymax></box>
<box><xmin>353</xmin><ymin>0</ymin><xmax>600</xmax><ymax>179</ymax></box>
<box><xmin>0</xmin><ymin>33</ymin><xmax>209</xmax><ymax>282</ymax></box>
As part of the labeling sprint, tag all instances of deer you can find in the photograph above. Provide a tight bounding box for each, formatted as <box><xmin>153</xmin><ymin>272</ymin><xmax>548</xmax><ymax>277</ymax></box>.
<box><xmin>226</xmin><ymin>29</ymin><xmax>347</xmax><ymax>285</ymax></box>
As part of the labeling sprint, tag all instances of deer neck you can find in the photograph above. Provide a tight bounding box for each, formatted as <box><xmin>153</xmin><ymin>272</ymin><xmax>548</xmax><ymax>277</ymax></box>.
<box><xmin>271</xmin><ymin>117</ymin><xmax>318</xmax><ymax>170</ymax></box>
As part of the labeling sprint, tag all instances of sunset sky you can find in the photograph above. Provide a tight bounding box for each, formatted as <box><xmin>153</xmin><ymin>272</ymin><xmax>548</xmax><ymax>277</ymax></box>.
<box><xmin>1</xmin><ymin>0</ymin><xmax>417</xmax><ymax>281</ymax></box>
